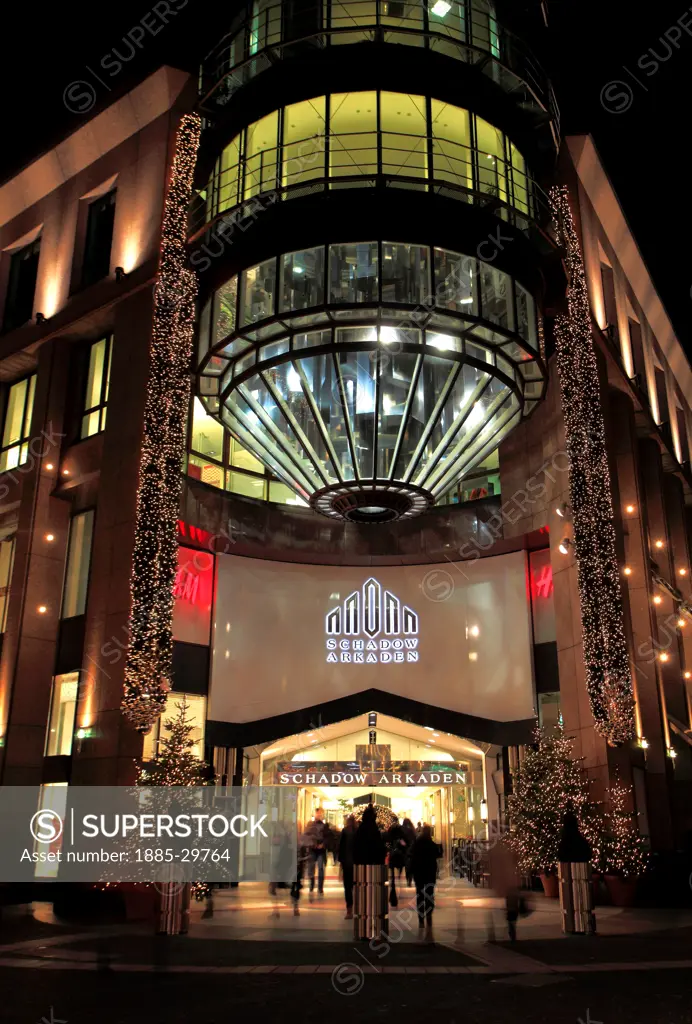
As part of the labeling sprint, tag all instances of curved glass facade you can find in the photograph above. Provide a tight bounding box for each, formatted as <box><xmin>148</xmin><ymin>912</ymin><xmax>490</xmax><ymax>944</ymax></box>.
<box><xmin>194</xmin><ymin>241</ymin><xmax>545</xmax><ymax>516</ymax></box>
<box><xmin>199</xmin><ymin>0</ymin><xmax>558</xmax><ymax>143</ymax></box>
<box><xmin>192</xmin><ymin>92</ymin><xmax>542</xmax><ymax>236</ymax></box>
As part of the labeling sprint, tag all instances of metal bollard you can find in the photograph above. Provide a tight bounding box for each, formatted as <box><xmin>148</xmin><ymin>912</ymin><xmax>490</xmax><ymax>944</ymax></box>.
<box><xmin>353</xmin><ymin>864</ymin><xmax>388</xmax><ymax>940</ymax></box>
<box><xmin>558</xmin><ymin>861</ymin><xmax>596</xmax><ymax>935</ymax></box>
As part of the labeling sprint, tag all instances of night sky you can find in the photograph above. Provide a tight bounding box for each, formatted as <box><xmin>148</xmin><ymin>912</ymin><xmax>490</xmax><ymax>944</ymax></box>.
<box><xmin>1</xmin><ymin>0</ymin><xmax>689</xmax><ymax>347</ymax></box>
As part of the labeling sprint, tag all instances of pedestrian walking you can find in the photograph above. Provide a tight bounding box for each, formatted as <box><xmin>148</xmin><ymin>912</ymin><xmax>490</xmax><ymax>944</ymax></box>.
<box><xmin>401</xmin><ymin>817</ymin><xmax>416</xmax><ymax>887</ymax></box>
<box><xmin>305</xmin><ymin>807</ymin><xmax>328</xmax><ymax>900</ymax></box>
<box><xmin>410</xmin><ymin>824</ymin><xmax>442</xmax><ymax>941</ymax></box>
<box><xmin>338</xmin><ymin>814</ymin><xmax>358</xmax><ymax>919</ymax></box>
<box><xmin>489</xmin><ymin>838</ymin><xmax>524</xmax><ymax>941</ymax></box>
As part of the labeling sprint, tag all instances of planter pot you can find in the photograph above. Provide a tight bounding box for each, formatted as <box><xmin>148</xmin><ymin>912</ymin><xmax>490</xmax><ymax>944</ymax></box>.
<box><xmin>604</xmin><ymin>874</ymin><xmax>638</xmax><ymax>907</ymax></box>
<box><xmin>540</xmin><ymin>873</ymin><xmax>559</xmax><ymax>899</ymax></box>
<box><xmin>120</xmin><ymin>883</ymin><xmax>157</xmax><ymax>922</ymax></box>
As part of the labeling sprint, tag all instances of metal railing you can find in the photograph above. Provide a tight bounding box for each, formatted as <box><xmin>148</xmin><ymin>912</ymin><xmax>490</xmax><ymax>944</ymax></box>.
<box><xmin>199</xmin><ymin>0</ymin><xmax>559</xmax><ymax>144</ymax></box>
<box><xmin>189</xmin><ymin>129</ymin><xmax>552</xmax><ymax>240</ymax></box>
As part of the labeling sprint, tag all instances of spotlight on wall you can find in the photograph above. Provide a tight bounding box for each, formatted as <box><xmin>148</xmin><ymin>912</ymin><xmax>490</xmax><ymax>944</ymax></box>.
<box><xmin>558</xmin><ymin>537</ymin><xmax>572</xmax><ymax>555</ymax></box>
<box><xmin>679</xmin><ymin>568</ymin><xmax>688</xmax><ymax>577</ymax></box>
<box><xmin>45</xmin><ymin>533</ymin><xmax>55</xmax><ymax>543</ymax></box>
<box><xmin>684</xmin><ymin>671</ymin><xmax>692</xmax><ymax>680</ymax></box>
<box><xmin>449</xmin><ymin>811</ymin><xmax>455</xmax><ymax>824</ymax></box>
<box><xmin>480</xmin><ymin>798</ymin><xmax>488</xmax><ymax>822</ymax></box>
<box><xmin>658</xmin><ymin>651</ymin><xmax>670</xmax><ymax>662</ymax></box>
<box><xmin>625</xmin><ymin>504</ymin><xmax>636</xmax><ymax>514</ymax></box>
<box><xmin>555</xmin><ymin>502</ymin><xmax>571</xmax><ymax>519</ymax></box>
<box><xmin>115</xmin><ymin>266</ymin><xmax>127</xmax><ymax>282</ymax></box>
<box><xmin>653</xmin><ymin>594</ymin><xmax>662</xmax><ymax>605</ymax></box>
<box><xmin>668</xmin><ymin>747</ymin><xmax>677</xmax><ymax>759</ymax></box>
<box><xmin>678</xmin><ymin>618</ymin><xmax>686</xmax><ymax>629</ymax></box>
<box><xmin>654</xmin><ymin>539</ymin><xmax>664</xmax><ymax>550</ymax></box>
<box><xmin>467</xmin><ymin>805</ymin><xmax>475</xmax><ymax>823</ymax></box>
<box><xmin>623</xmin><ymin>566</ymin><xmax>632</xmax><ymax>576</ymax></box>
<box><xmin>37</xmin><ymin>605</ymin><xmax>47</xmax><ymax>614</ymax></box>
<box><xmin>35</xmin><ymin>312</ymin><xmax>46</xmax><ymax>325</ymax></box>
<box><xmin>639</xmin><ymin>737</ymin><xmax>649</xmax><ymax>750</ymax></box>
<box><xmin>45</xmin><ymin>462</ymin><xmax>54</xmax><ymax>470</ymax></box>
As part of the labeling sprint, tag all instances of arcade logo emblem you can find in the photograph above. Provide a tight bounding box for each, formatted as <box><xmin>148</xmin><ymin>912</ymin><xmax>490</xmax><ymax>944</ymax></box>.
<box><xmin>325</xmin><ymin>577</ymin><xmax>419</xmax><ymax>664</ymax></box>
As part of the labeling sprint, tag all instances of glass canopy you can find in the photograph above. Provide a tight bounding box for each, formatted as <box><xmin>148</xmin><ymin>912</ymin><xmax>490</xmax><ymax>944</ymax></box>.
<box><xmin>195</xmin><ymin>241</ymin><xmax>546</xmax><ymax>522</ymax></box>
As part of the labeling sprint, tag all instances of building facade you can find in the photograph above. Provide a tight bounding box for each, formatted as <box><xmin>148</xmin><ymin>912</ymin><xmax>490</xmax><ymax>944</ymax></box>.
<box><xmin>0</xmin><ymin>1</ymin><xmax>690</xmax><ymax>867</ymax></box>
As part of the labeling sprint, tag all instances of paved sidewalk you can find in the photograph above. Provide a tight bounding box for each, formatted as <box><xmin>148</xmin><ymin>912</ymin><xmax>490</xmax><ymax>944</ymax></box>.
<box><xmin>1</xmin><ymin>876</ymin><xmax>691</xmax><ymax>976</ymax></box>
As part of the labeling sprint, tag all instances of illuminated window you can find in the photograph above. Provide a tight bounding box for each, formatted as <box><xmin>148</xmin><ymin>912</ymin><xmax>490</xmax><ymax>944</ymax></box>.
<box><xmin>61</xmin><ymin>511</ymin><xmax>94</xmax><ymax>619</ymax></box>
<box><xmin>142</xmin><ymin>693</ymin><xmax>206</xmax><ymax>760</ymax></box>
<box><xmin>430</xmin><ymin>99</ymin><xmax>472</xmax><ymax>190</ymax></box>
<box><xmin>282</xmin><ymin>98</ymin><xmax>326</xmax><ymax>187</ymax></box>
<box><xmin>45</xmin><ymin>672</ymin><xmax>79</xmax><ymax>756</ymax></box>
<box><xmin>380</xmin><ymin>92</ymin><xmax>427</xmax><ymax>179</ymax></box>
<box><xmin>0</xmin><ymin>374</ymin><xmax>36</xmax><ymax>473</ymax></box>
<box><xmin>208</xmin><ymin>93</ymin><xmax>533</xmax><ymax>228</ymax></box>
<box><xmin>244</xmin><ymin>111</ymin><xmax>279</xmax><ymax>200</ymax></box>
<box><xmin>538</xmin><ymin>691</ymin><xmax>561</xmax><ymax>732</ymax></box>
<box><xmin>475</xmin><ymin>116</ymin><xmax>507</xmax><ymax>204</ymax></box>
<box><xmin>81</xmin><ymin>336</ymin><xmax>112</xmax><ymax>438</ymax></box>
<box><xmin>329</xmin><ymin>92</ymin><xmax>377</xmax><ymax>177</ymax></box>
<box><xmin>329</xmin><ymin>243</ymin><xmax>378</xmax><ymax>303</ymax></box>
<box><xmin>382</xmin><ymin>242</ymin><xmax>429</xmax><ymax>305</ymax></box>
<box><xmin>281</xmin><ymin>248</ymin><xmax>325</xmax><ymax>311</ymax></box>
<box><xmin>241</xmin><ymin>258</ymin><xmax>277</xmax><ymax>325</ymax></box>
<box><xmin>0</xmin><ymin>535</ymin><xmax>15</xmax><ymax>632</ymax></box>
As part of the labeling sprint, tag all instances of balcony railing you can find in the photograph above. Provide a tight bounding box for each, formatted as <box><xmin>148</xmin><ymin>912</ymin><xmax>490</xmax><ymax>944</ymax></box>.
<box><xmin>189</xmin><ymin>129</ymin><xmax>553</xmax><ymax>242</ymax></box>
<box><xmin>199</xmin><ymin>0</ymin><xmax>559</xmax><ymax>146</ymax></box>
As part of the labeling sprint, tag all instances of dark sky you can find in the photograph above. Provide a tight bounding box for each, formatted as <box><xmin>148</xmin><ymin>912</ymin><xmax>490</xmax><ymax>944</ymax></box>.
<box><xmin>1</xmin><ymin>0</ymin><xmax>689</xmax><ymax>346</ymax></box>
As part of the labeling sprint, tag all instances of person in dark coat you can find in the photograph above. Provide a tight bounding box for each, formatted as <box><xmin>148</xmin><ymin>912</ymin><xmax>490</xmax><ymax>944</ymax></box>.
<box><xmin>386</xmin><ymin>817</ymin><xmax>408</xmax><ymax>878</ymax></box>
<box><xmin>401</xmin><ymin>818</ymin><xmax>416</xmax><ymax>887</ymax></box>
<box><xmin>353</xmin><ymin>804</ymin><xmax>386</xmax><ymax>864</ymax></box>
<box><xmin>338</xmin><ymin>814</ymin><xmax>358</xmax><ymax>919</ymax></box>
<box><xmin>558</xmin><ymin>808</ymin><xmax>592</xmax><ymax>863</ymax></box>
<box><xmin>410</xmin><ymin>824</ymin><xmax>442</xmax><ymax>938</ymax></box>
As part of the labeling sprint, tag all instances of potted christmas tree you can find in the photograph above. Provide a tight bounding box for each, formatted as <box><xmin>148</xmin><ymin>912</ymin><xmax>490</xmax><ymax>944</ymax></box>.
<box><xmin>507</xmin><ymin>726</ymin><xmax>601</xmax><ymax>898</ymax></box>
<box><xmin>602</xmin><ymin>778</ymin><xmax>649</xmax><ymax>907</ymax></box>
<box><xmin>120</xmin><ymin>697</ymin><xmax>215</xmax><ymax>926</ymax></box>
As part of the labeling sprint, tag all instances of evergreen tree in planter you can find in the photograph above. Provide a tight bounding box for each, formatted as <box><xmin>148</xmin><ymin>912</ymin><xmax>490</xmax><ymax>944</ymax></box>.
<box><xmin>602</xmin><ymin>778</ymin><xmax>649</xmax><ymax>905</ymax></box>
<box><xmin>507</xmin><ymin>727</ymin><xmax>601</xmax><ymax>892</ymax></box>
<box><xmin>139</xmin><ymin>697</ymin><xmax>216</xmax><ymax>905</ymax></box>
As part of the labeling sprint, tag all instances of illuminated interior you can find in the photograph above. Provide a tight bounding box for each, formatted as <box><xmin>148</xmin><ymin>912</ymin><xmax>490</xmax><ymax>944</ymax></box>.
<box><xmin>194</xmin><ymin>240</ymin><xmax>545</xmax><ymax>519</ymax></box>
<box><xmin>193</xmin><ymin>91</ymin><xmax>539</xmax><ymax>237</ymax></box>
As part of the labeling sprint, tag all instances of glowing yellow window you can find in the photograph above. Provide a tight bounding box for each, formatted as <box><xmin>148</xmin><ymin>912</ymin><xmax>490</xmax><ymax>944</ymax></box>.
<box><xmin>329</xmin><ymin>92</ymin><xmax>378</xmax><ymax>177</ymax></box>
<box><xmin>380</xmin><ymin>92</ymin><xmax>428</xmax><ymax>179</ymax></box>
<box><xmin>430</xmin><ymin>100</ymin><xmax>471</xmax><ymax>191</ymax></box>
<box><xmin>282</xmin><ymin>97</ymin><xmax>327</xmax><ymax>188</ymax></box>
<box><xmin>475</xmin><ymin>116</ymin><xmax>507</xmax><ymax>204</ymax></box>
<box><xmin>216</xmin><ymin>134</ymin><xmax>241</xmax><ymax>216</ymax></box>
<box><xmin>244</xmin><ymin>111</ymin><xmax>279</xmax><ymax>201</ymax></box>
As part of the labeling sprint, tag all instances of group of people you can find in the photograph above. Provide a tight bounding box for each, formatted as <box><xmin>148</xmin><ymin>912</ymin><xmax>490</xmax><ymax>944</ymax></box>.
<box><xmin>277</xmin><ymin>807</ymin><xmax>442</xmax><ymax>937</ymax></box>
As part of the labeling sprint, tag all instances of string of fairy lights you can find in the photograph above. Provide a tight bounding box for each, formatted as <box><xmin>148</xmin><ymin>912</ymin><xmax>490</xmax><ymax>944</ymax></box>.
<box><xmin>122</xmin><ymin>113</ymin><xmax>202</xmax><ymax>733</ymax></box>
<box><xmin>550</xmin><ymin>186</ymin><xmax>636</xmax><ymax>748</ymax></box>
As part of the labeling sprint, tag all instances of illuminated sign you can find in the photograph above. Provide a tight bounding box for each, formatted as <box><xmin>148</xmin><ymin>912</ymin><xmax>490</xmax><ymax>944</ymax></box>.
<box><xmin>173</xmin><ymin>566</ymin><xmax>200</xmax><ymax>605</ymax></box>
<box><xmin>325</xmin><ymin>577</ymin><xmax>419</xmax><ymax>664</ymax></box>
<box><xmin>276</xmin><ymin>761</ymin><xmax>465</xmax><ymax>786</ymax></box>
<box><xmin>531</xmin><ymin>563</ymin><xmax>554</xmax><ymax>599</ymax></box>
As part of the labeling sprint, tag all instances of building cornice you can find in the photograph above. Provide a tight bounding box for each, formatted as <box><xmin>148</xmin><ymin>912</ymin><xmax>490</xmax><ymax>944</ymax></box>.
<box><xmin>566</xmin><ymin>133</ymin><xmax>692</xmax><ymax>405</ymax></box>
<box><xmin>0</xmin><ymin>66</ymin><xmax>190</xmax><ymax>227</ymax></box>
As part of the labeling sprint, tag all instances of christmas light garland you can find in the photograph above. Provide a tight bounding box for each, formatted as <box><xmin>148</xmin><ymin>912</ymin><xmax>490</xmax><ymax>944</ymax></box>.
<box><xmin>550</xmin><ymin>186</ymin><xmax>636</xmax><ymax>747</ymax></box>
<box><xmin>122</xmin><ymin>114</ymin><xmax>202</xmax><ymax>732</ymax></box>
